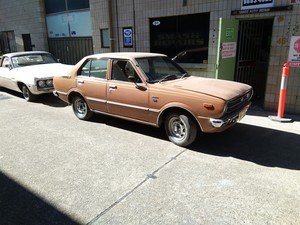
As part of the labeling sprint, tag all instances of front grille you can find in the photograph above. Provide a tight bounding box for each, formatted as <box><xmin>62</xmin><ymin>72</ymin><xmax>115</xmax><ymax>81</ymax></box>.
<box><xmin>225</xmin><ymin>89</ymin><xmax>253</xmax><ymax>115</ymax></box>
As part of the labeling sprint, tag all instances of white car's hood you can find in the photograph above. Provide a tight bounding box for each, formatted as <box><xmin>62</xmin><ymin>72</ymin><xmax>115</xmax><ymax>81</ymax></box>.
<box><xmin>14</xmin><ymin>63</ymin><xmax>74</xmax><ymax>79</ymax></box>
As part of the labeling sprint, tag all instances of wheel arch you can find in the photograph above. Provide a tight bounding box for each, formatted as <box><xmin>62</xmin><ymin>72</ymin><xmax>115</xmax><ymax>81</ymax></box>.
<box><xmin>68</xmin><ymin>91</ymin><xmax>85</xmax><ymax>104</ymax></box>
<box><xmin>17</xmin><ymin>82</ymin><xmax>26</xmax><ymax>91</ymax></box>
<box><xmin>158</xmin><ymin>106</ymin><xmax>203</xmax><ymax>131</ymax></box>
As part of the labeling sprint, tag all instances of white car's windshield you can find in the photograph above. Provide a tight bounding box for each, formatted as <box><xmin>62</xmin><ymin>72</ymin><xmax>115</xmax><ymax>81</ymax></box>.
<box><xmin>11</xmin><ymin>53</ymin><xmax>57</xmax><ymax>68</ymax></box>
<box><xmin>136</xmin><ymin>56</ymin><xmax>188</xmax><ymax>83</ymax></box>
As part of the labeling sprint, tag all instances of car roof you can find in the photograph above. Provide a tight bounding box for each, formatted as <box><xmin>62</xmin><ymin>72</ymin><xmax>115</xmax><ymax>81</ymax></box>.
<box><xmin>85</xmin><ymin>52</ymin><xmax>167</xmax><ymax>60</ymax></box>
<box><xmin>3</xmin><ymin>51</ymin><xmax>51</xmax><ymax>58</ymax></box>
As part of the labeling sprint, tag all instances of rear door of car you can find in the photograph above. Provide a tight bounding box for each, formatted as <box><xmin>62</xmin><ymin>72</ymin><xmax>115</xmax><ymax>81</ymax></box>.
<box><xmin>76</xmin><ymin>58</ymin><xmax>108</xmax><ymax>112</ymax></box>
<box><xmin>106</xmin><ymin>59</ymin><xmax>150</xmax><ymax>122</ymax></box>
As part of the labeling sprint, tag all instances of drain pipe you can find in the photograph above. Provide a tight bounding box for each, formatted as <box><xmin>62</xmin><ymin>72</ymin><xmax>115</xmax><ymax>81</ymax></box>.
<box><xmin>108</xmin><ymin>0</ymin><xmax>115</xmax><ymax>52</ymax></box>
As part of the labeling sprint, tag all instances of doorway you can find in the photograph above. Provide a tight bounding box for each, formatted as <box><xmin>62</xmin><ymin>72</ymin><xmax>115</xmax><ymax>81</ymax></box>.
<box><xmin>235</xmin><ymin>18</ymin><xmax>273</xmax><ymax>103</ymax></box>
<box><xmin>22</xmin><ymin>34</ymin><xmax>33</xmax><ymax>51</ymax></box>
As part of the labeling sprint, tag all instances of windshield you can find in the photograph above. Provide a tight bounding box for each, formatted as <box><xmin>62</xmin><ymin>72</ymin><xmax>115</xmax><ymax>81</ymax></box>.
<box><xmin>136</xmin><ymin>56</ymin><xmax>188</xmax><ymax>83</ymax></box>
<box><xmin>11</xmin><ymin>53</ymin><xmax>58</xmax><ymax>68</ymax></box>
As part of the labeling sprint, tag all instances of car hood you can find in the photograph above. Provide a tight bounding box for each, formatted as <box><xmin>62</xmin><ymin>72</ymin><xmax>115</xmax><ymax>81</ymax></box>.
<box><xmin>163</xmin><ymin>76</ymin><xmax>252</xmax><ymax>101</ymax></box>
<box><xmin>14</xmin><ymin>63</ymin><xmax>74</xmax><ymax>78</ymax></box>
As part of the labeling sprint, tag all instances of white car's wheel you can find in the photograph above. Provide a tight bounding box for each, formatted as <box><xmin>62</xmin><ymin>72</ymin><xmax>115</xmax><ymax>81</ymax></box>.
<box><xmin>164</xmin><ymin>111</ymin><xmax>197</xmax><ymax>147</ymax></box>
<box><xmin>22</xmin><ymin>85</ymin><xmax>36</xmax><ymax>102</ymax></box>
<box><xmin>72</xmin><ymin>96</ymin><xmax>93</xmax><ymax>120</ymax></box>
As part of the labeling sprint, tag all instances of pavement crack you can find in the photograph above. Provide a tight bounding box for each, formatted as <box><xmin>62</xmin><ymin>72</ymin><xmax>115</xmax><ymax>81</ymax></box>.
<box><xmin>86</xmin><ymin>149</ymin><xmax>187</xmax><ymax>225</ymax></box>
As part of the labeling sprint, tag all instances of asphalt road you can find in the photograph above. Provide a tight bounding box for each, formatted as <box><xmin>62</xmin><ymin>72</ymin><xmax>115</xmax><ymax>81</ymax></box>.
<box><xmin>0</xmin><ymin>88</ymin><xmax>300</xmax><ymax>225</ymax></box>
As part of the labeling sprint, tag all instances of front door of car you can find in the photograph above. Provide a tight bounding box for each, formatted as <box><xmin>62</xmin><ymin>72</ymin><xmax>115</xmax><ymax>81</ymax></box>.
<box><xmin>0</xmin><ymin>57</ymin><xmax>19</xmax><ymax>91</ymax></box>
<box><xmin>76</xmin><ymin>58</ymin><xmax>108</xmax><ymax>112</ymax></box>
<box><xmin>107</xmin><ymin>60</ymin><xmax>149</xmax><ymax>122</ymax></box>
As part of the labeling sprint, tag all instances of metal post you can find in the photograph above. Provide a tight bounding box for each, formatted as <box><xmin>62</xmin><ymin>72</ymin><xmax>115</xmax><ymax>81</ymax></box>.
<box><xmin>108</xmin><ymin>0</ymin><xmax>115</xmax><ymax>52</ymax></box>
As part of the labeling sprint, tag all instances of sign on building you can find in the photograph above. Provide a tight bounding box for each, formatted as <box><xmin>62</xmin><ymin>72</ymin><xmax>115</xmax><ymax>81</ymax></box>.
<box><xmin>222</xmin><ymin>42</ymin><xmax>236</xmax><ymax>59</ymax></box>
<box><xmin>123</xmin><ymin>27</ymin><xmax>133</xmax><ymax>48</ymax></box>
<box><xmin>288</xmin><ymin>36</ymin><xmax>300</xmax><ymax>67</ymax></box>
<box><xmin>241</xmin><ymin>0</ymin><xmax>274</xmax><ymax>10</ymax></box>
<box><xmin>290</xmin><ymin>0</ymin><xmax>300</xmax><ymax>4</ymax></box>
<box><xmin>46</xmin><ymin>11</ymin><xmax>92</xmax><ymax>38</ymax></box>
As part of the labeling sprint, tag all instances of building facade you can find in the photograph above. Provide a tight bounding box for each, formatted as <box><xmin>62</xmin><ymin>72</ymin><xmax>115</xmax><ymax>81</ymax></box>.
<box><xmin>0</xmin><ymin>0</ymin><xmax>48</xmax><ymax>53</ymax></box>
<box><xmin>0</xmin><ymin>0</ymin><xmax>300</xmax><ymax>114</ymax></box>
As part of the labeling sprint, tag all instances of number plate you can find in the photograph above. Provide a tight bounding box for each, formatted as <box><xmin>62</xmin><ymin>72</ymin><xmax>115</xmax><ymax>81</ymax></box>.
<box><xmin>238</xmin><ymin>108</ymin><xmax>247</xmax><ymax>120</ymax></box>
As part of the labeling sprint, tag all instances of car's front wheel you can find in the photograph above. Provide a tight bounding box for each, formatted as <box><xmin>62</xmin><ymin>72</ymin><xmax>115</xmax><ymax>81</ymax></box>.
<box><xmin>164</xmin><ymin>111</ymin><xmax>197</xmax><ymax>147</ymax></box>
<box><xmin>22</xmin><ymin>85</ymin><xmax>36</xmax><ymax>102</ymax></box>
<box><xmin>72</xmin><ymin>96</ymin><xmax>93</xmax><ymax>120</ymax></box>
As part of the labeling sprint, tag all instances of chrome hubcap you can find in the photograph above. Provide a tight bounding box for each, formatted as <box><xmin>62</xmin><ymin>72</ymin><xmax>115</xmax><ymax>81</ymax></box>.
<box><xmin>76</xmin><ymin>99</ymin><xmax>87</xmax><ymax>116</ymax></box>
<box><xmin>23</xmin><ymin>87</ymin><xmax>29</xmax><ymax>99</ymax></box>
<box><xmin>169</xmin><ymin>118</ymin><xmax>186</xmax><ymax>140</ymax></box>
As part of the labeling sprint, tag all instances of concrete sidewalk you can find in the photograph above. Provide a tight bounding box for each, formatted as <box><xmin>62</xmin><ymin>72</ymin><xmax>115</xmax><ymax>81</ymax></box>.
<box><xmin>243</xmin><ymin>105</ymin><xmax>300</xmax><ymax>135</ymax></box>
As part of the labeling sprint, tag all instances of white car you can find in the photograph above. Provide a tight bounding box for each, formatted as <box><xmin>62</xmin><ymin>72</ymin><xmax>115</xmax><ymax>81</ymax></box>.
<box><xmin>0</xmin><ymin>51</ymin><xmax>73</xmax><ymax>101</ymax></box>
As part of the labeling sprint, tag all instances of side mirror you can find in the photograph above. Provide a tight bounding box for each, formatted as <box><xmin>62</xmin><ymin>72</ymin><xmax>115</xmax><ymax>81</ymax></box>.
<box><xmin>4</xmin><ymin>64</ymin><xmax>13</xmax><ymax>70</ymax></box>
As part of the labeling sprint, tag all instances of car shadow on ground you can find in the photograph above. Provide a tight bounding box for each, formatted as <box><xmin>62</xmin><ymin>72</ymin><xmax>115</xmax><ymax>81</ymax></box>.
<box><xmin>37</xmin><ymin>93</ymin><xmax>68</xmax><ymax>107</ymax></box>
<box><xmin>0</xmin><ymin>171</ymin><xmax>81</xmax><ymax>225</ymax></box>
<box><xmin>190</xmin><ymin>124</ymin><xmax>300</xmax><ymax>170</ymax></box>
<box><xmin>0</xmin><ymin>87</ymin><xmax>68</xmax><ymax>107</ymax></box>
<box><xmin>90</xmin><ymin>113</ymin><xmax>300</xmax><ymax>171</ymax></box>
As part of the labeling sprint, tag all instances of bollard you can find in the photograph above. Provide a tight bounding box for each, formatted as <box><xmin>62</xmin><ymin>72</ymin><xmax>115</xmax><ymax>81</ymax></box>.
<box><xmin>269</xmin><ymin>63</ymin><xmax>292</xmax><ymax>122</ymax></box>
<box><xmin>277</xmin><ymin>63</ymin><xmax>289</xmax><ymax>118</ymax></box>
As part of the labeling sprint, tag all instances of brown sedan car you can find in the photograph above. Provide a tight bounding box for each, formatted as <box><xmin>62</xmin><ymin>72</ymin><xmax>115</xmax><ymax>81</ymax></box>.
<box><xmin>53</xmin><ymin>52</ymin><xmax>252</xmax><ymax>146</ymax></box>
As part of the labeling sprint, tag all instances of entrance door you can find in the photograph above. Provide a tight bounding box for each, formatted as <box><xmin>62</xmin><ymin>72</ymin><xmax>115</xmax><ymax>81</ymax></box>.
<box><xmin>235</xmin><ymin>19</ymin><xmax>273</xmax><ymax>101</ymax></box>
<box><xmin>22</xmin><ymin>34</ymin><xmax>33</xmax><ymax>51</ymax></box>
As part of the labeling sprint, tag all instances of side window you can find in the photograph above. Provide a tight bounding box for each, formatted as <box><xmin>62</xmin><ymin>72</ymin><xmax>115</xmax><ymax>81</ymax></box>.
<box><xmin>90</xmin><ymin>59</ymin><xmax>108</xmax><ymax>79</ymax></box>
<box><xmin>78</xmin><ymin>60</ymin><xmax>91</xmax><ymax>76</ymax></box>
<box><xmin>111</xmin><ymin>60</ymin><xmax>141</xmax><ymax>83</ymax></box>
<box><xmin>2</xmin><ymin>57</ymin><xmax>10</xmax><ymax>68</ymax></box>
<box><xmin>78</xmin><ymin>59</ymin><xmax>108</xmax><ymax>79</ymax></box>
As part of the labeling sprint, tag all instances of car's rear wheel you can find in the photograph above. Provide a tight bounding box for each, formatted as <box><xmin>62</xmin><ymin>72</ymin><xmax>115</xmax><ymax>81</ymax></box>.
<box><xmin>72</xmin><ymin>96</ymin><xmax>93</xmax><ymax>120</ymax></box>
<box><xmin>164</xmin><ymin>111</ymin><xmax>197</xmax><ymax>147</ymax></box>
<box><xmin>22</xmin><ymin>85</ymin><xmax>36</xmax><ymax>102</ymax></box>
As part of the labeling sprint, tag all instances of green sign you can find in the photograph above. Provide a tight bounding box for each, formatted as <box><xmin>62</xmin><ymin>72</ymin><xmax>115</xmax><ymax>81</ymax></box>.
<box><xmin>225</xmin><ymin>28</ymin><xmax>234</xmax><ymax>39</ymax></box>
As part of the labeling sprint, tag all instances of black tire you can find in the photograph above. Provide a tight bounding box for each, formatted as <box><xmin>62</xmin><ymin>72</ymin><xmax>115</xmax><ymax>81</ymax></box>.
<box><xmin>22</xmin><ymin>85</ymin><xmax>36</xmax><ymax>102</ymax></box>
<box><xmin>72</xmin><ymin>96</ymin><xmax>93</xmax><ymax>120</ymax></box>
<box><xmin>164</xmin><ymin>111</ymin><xmax>197</xmax><ymax>147</ymax></box>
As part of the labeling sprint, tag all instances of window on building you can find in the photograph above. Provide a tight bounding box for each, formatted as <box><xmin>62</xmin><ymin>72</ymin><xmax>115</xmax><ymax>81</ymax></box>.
<box><xmin>67</xmin><ymin>0</ymin><xmax>89</xmax><ymax>11</ymax></box>
<box><xmin>45</xmin><ymin>0</ymin><xmax>89</xmax><ymax>14</ymax></box>
<box><xmin>45</xmin><ymin>0</ymin><xmax>66</xmax><ymax>14</ymax></box>
<box><xmin>150</xmin><ymin>13</ymin><xmax>210</xmax><ymax>64</ymax></box>
<box><xmin>101</xmin><ymin>29</ymin><xmax>110</xmax><ymax>48</ymax></box>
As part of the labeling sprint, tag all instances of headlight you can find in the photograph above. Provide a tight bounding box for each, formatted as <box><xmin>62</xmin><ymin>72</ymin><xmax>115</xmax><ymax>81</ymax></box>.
<box><xmin>38</xmin><ymin>80</ymin><xmax>46</xmax><ymax>87</ymax></box>
<box><xmin>46</xmin><ymin>79</ymin><xmax>53</xmax><ymax>86</ymax></box>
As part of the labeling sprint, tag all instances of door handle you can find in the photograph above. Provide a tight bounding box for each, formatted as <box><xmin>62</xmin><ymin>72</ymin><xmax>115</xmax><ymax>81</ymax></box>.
<box><xmin>77</xmin><ymin>80</ymin><xmax>84</xmax><ymax>84</ymax></box>
<box><xmin>109</xmin><ymin>84</ymin><xmax>117</xmax><ymax>89</ymax></box>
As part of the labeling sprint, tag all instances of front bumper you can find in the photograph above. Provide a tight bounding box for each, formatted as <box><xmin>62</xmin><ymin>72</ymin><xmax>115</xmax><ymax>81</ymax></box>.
<box><xmin>30</xmin><ymin>85</ymin><xmax>54</xmax><ymax>95</ymax></box>
<box><xmin>209</xmin><ymin>103</ymin><xmax>250</xmax><ymax>128</ymax></box>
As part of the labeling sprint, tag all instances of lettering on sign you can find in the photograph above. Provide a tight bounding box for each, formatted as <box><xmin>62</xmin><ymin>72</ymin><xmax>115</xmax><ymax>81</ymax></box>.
<box><xmin>241</xmin><ymin>0</ymin><xmax>274</xmax><ymax>10</ymax></box>
<box><xmin>288</xmin><ymin>36</ymin><xmax>300</xmax><ymax>67</ymax></box>
<box><xmin>222</xmin><ymin>42</ymin><xmax>236</xmax><ymax>59</ymax></box>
